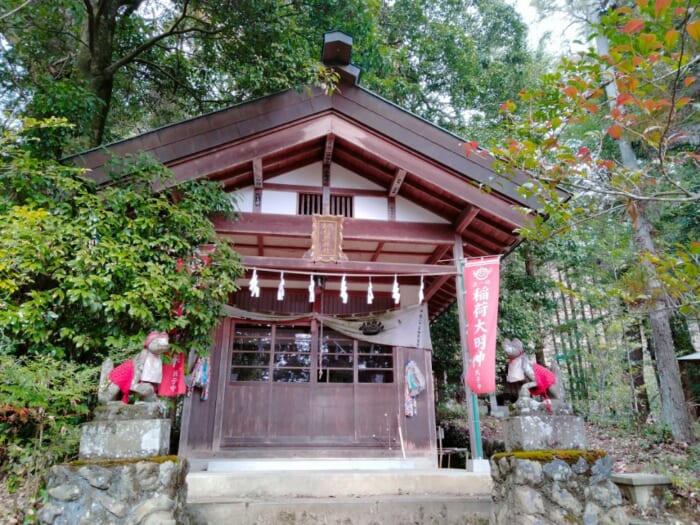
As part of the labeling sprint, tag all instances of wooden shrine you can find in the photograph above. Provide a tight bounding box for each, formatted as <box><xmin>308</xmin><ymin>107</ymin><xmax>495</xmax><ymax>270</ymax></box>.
<box><xmin>74</xmin><ymin>32</ymin><xmax>547</xmax><ymax>465</ymax></box>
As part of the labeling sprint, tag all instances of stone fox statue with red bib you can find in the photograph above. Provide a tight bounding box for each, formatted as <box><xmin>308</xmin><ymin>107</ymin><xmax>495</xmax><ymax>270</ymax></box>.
<box><xmin>503</xmin><ymin>337</ymin><xmax>570</xmax><ymax>414</ymax></box>
<box><xmin>98</xmin><ymin>331</ymin><xmax>170</xmax><ymax>404</ymax></box>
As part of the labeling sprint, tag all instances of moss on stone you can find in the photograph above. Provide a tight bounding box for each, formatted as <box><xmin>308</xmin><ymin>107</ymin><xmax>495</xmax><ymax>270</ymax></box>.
<box><xmin>491</xmin><ymin>449</ymin><xmax>606</xmax><ymax>465</ymax></box>
<box><xmin>65</xmin><ymin>455</ymin><xmax>181</xmax><ymax>468</ymax></box>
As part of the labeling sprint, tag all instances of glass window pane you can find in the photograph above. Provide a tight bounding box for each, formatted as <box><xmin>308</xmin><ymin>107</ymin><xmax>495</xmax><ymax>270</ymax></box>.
<box><xmin>231</xmin><ymin>324</ymin><xmax>272</xmax><ymax>382</ymax></box>
<box><xmin>273</xmin><ymin>369</ymin><xmax>310</xmax><ymax>382</ymax></box>
<box><xmin>232</xmin><ymin>368</ymin><xmax>269</xmax><ymax>382</ymax></box>
<box><xmin>320</xmin><ymin>354</ymin><xmax>353</xmax><ymax>368</ymax></box>
<box><xmin>358</xmin><ymin>355</ymin><xmax>393</xmax><ymax>369</ymax></box>
<box><xmin>359</xmin><ymin>370</ymin><xmax>393</xmax><ymax>383</ymax></box>
<box><xmin>232</xmin><ymin>352</ymin><xmax>271</xmax><ymax>367</ymax></box>
<box><xmin>321</xmin><ymin>330</ymin><xmax>353</xmax><ymax>354</ymax></box>
<box><xmin>318</xmin><ymin>368</ymin><xmax>353</xmax><ymax>383</ymax></box>
<box><xmin>273</xmin><ymin>326</ymin><xmax>311</xmax><ymax>383</ymax></box>
<box><xmin>358</xmin><ymin>342</ymin><xmax>391</xmax><ymax>354</ymax></box>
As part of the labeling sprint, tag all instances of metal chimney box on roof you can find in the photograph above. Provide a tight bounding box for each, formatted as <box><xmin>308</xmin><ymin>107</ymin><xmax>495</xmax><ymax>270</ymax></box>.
<box><xmin>322</xmin><ymin>31</ymin><xmax>353</xmax><ymax>66</ymax></box>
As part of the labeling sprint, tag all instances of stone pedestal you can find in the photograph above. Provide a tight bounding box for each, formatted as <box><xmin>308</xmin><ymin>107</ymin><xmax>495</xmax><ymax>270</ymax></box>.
<box><xmin>79</xmin><ymin>402</ymin><xmax>171</xmax><ymax>460</ymax></box>
<box><xmin>504</xmin><ymin>415</ymin><xmax>587</xmax><ymax>452</ymax></box>
<box><xmin>491</xmin><ymin>451</ymin><xmax>628</xmax><ymax>525</ymax></box>
<box><xmin>37</xmin><ymin>458</ymin><xmax>188</xmax><ymax>525</ymax></box>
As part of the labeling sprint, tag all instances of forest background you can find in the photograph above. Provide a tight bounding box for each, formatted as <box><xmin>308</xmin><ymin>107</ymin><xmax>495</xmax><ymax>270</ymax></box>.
<box><xmin>0</xmin><ymin>0</ymin><xmax>698</xmax><ymax>522</ymax></box>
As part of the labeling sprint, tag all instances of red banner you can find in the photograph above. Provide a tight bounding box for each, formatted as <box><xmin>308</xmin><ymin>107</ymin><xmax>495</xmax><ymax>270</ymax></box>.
<box><xmin>158</xmin><ymin>351</ymin><xmax>186</xmax><ymax>397</ymax></box>
<box><xmin>463</xmin><ymin>257</ymin><xmax>500</xmax><ymax>394</ymax></box>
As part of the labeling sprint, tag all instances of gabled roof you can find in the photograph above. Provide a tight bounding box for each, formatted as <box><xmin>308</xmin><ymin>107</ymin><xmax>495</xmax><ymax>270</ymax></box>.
<box><xmin>72</xmin><ymin>35</ymin><xmax>548</xmax><ymax>319</ymax></box>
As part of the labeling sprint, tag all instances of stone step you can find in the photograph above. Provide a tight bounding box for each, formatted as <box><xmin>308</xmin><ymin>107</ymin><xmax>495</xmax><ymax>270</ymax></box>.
<box><xmin>186</xmin><ymin>469</ymin><xmax>493</xmax><ymax>501</ymax></box>
<box><xmin>206</xmin><ymin>457</ymin><xmax>432</xmax><ymax>472</ymax></box>
<box><xmin>187</xmin><ymin>495</ymin><xmax>493</xmax><ymax>525</ymax></box>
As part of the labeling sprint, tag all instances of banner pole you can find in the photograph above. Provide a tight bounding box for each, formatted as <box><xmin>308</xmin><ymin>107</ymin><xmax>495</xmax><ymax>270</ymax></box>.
<box><xmin>454</xmin><ymin>236</ymin><xmax>483</xmax><ymax>461</ymax></box>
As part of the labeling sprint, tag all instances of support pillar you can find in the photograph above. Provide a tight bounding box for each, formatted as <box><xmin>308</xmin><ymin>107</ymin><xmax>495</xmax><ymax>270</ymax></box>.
<box><xmin>453</xmin><ymin>236</ymin><xmax>483</xmax><ymax>463</ymax></box>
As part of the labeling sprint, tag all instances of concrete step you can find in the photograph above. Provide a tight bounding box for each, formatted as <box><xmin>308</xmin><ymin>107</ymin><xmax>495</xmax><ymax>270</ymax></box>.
<box><xmin>187</xmin><ymin>495</ymin><xmax>493</xmax><ymax>525</ymax></box>
<box><xmin>187</xmin><ymin>468</ymin><xmax>492</xmax><ymax>500</ymax></box>
<box><xmin>206</xmin><ymin>457</ymin><xmax>433</xmax><ymax>472</ymax></box>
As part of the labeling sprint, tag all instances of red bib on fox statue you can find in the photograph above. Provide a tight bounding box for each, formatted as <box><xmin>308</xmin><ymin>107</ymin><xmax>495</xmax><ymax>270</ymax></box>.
<box><xmin>99</xmin><ymin>331</ymin><xmax>183</xmax><ymax>404</ymax></box>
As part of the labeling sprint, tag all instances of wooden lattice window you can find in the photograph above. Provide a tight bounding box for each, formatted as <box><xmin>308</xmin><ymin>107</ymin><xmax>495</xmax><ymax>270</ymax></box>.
<box><xmin>298</xmin><ymin>193</ymin><xmax>353</xmax><ymax>217</ymax></box>
<box><xmin>298</xmin><ymin>193</ymin><xmax>322</xmax><ymax>215</ymax></box>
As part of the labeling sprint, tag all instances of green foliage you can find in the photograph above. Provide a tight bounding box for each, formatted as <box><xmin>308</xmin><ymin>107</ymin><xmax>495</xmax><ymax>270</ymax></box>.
<box><xmin>0</xmin><ymin>120</ymin><xmax>243</xmax><ymax>362</ymax></box>
<box><xmin>0</xmin><ymin>355</ymin><xmax>96</xmax><ymax>492</ymax></box>
<box><xmin>1</xmin><ymin>0</ymin><xmax>535</xmax><ymax>150</ymax></box>
<box><xmin>430</xmin><ymin>305</ymin><xmax>463</xmax><ymax>400</ymax></box>
<box><xmin>491</xmin><ymin>1</ymin><xmax>699</xmax><ymax>314</ymax></box>
<box><xmin>357</xmin><ymin>0</ymin><xmax>534</xmax><ymax>141</ymax></box>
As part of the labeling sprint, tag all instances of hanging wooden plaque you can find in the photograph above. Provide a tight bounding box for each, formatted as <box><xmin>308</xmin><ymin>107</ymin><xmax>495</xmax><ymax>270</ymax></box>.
<box><xmin>304</xmin><ymin>214</ymin><xmax>347</xmax><ymax>262</ymax></box>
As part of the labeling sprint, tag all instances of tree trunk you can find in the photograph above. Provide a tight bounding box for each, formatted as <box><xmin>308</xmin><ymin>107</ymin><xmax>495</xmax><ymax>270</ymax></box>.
<box><xmin>523</xmin><ymin>246</ymin><xmax>546</xmax><ymax>365</ymax></box>
<box><xmin>75</xmin><ymin>0</ymin><xmax>132</xmax><ymax>147</ymax></box>
<box><xmin>625</xmin><ymin>318</ymin><xmax>649</xmax><ymax>421</ymax></box>
<box><xmin>628</xmin><ymin>200</ymin><xmax>693</xmax><ymax>442</ymax></box>
<box><xmin>591</xmin><ymin>3</ymin><xmax>694</xmax><ymax>442</ymax></box>
<box><xmin>687</xmin><ymin>319</ymin><xmax>700</xmax><ymax>353</ymax></box>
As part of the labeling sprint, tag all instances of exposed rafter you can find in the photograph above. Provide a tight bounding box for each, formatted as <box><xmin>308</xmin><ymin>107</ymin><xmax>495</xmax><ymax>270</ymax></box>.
<box><xmin>253</xmin><ymin>157</ymin><xmax>263</xmax><ymax>188</ymax></box>
<box><xmin>454</xmin><ymin>205</ymin><xmax>480</xmax><ymax>233</ymax></box>
<box><xmin>388</xmin><ymin>168</ymin><xmax>405</xmax><ymax>197</ymax></box>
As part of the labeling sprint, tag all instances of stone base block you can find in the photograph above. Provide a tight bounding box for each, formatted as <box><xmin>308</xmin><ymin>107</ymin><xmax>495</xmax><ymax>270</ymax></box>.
<box><xmin>611</xmin><ymin>473</ymin><xmax>671</xmax><ymax>508</ymax></box>
<box><xmin>503</xmin><ymin>415</ymin><xmax>587</xmax><ymax>451</ymax></box>
<box><xmin>93</xmin><ymin>401</ymin><xmax>166</xmax><ymax>421</ymax></box>
<box><xmin>80</xmin><ymin>419</ymin><xmax>171</xmax><ymax>460</ymax></box>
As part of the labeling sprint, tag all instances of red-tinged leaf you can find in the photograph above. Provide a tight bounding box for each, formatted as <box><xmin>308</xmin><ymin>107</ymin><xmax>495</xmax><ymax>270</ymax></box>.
<box><xmin>683</xmin><ymin>76</ymin><xmax>696</xmax><ymax>87</ymax></box>
<box><xmin>608</xmin><ymin>125</ymin><xmax>624</xmax><ymax>140</ymax></box>
<box><xmin>675</xmin><ymin>96</ymin><xmax>692</xmax><ymax>109</ymax></box>
<box><xmin>654</xmin><ymin>0</ymin><xmax>671</xmax><ymax>17</ymax></box>
<box><xmin>611</xmin><ymin>107</ymin><xmax>622</xmax><ymax>120</ymax></box>
<box><xmin>636</xmin><ymin>0</ymin><xmax>648</xmax><ymax>8</ymax></box>
<box><xmin>675</xmin><ymin>7</ymin><xmax>686</xmax><ymax>16</ymax></box>
<box><xmin>687</xmin><ymin>19</ymin><xmax>700</xmax><ymax>42</ymax></box>
<box><xmin>643</xmin><ymin>99</ymin><xmax>658</xmax><ymax>112</ymax></box>
<box><xmin>500</xmin><ymin>99</ymin><xmax>516</xmax><ymax>113</ymax></box>
<box><xmin>617</xmin><ymin>93</ymin><xmax>635</xmax><ymax>106</ymax></box>
<box><xmin>665</xmin><ymin>29</ymin><xmax>680</xmax><ymax>48</ymax></box>
<box><xmin>648</xmin><ymin>53</ymin><xmax>661</xmax><ymax>63</ymax></box>
<box><xmin>632</xmin><ymin>56</ymin><xmax>645</xmax><ymax>67</ymax></box>
<box><xmin>577</xmin><ymin>147</ymin><xmax>591</xmax><ymax>159</ymax></box>
<box><xmin>464</xmin><ymin>140</ymin><xmax>479</xmax><ymax>157</ymax></box>
<box><xmin>583</xmin><ymin>102</ymin><xmax>600</xmax><ymax>114</ymax></box>
<box><xmin>622</xmin><ymin>19</ymin><xmax>645</xmax><ymax>33</ymax></box>
<box><xmin>563</xmin><ymin>85</ymin><xmax>578</xmax><ymax>98</ymax></box>
<box><xmin>611</xmin><ymin>44</ymin><xmax>633</xmax><ymax>53</ymax></box>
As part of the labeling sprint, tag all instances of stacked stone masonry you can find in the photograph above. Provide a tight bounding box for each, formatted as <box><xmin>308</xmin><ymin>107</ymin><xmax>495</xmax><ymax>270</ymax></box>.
<box><xmin>37</xmin><ymin>457</ymin><xmax>189</xmax><ymax>525</ymax></box>
<box><xmin>491</xmin><ymin>452</ymin><xmax>629</xmax><ymax>525</ymax></box>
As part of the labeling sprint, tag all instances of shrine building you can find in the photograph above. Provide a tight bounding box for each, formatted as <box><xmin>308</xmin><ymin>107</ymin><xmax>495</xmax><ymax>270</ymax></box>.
<box><xmin>74</xmin><ymin>32</ymin><xmax>544</xmax><ymax>469</ymax></box>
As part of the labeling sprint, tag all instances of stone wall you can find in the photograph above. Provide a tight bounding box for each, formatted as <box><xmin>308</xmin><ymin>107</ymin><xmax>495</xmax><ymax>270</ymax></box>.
<box><xmin>37</xmin><ymin>457</ymin><xmax>188</xmax><ymax>525</ymax></box>
<box><xmin>491</xmin><ymin>451</ymin><xmax>628</xmax><ymax>525</ymax></box>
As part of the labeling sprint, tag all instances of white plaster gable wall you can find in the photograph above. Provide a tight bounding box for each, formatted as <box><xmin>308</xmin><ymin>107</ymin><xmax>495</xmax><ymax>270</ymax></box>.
<box><xmin>396</xmin><ymin>196</ymin><xmax>449</xmax><ymax>223</ymax></box>
<box><xmin>269</xmin><ymin>161</ymin><xmax>323</xmax><ymax>185</ymax></box>
<box><xmin>233</xmin><ymin>188</ymin><xmax>255</xmax><ymax>213</ymax></box>
<box><xmin>354</xmin><ymin>196</ymin><xmax>387</xmax><ymax>220</ymax></box>
<box><xmin>239</xmin><ymin>162</ymin><xmax>449</xmax><ymax>223</ymax></box>
<box><xmin>261</xmin><ymin>190</ymin><xmax>297</xmax><ymax>215</ymax></box>
<box><xmin>331</xmin><ymin>164</ymin><xmax>384</xmax><ymax>190</ymax></box>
